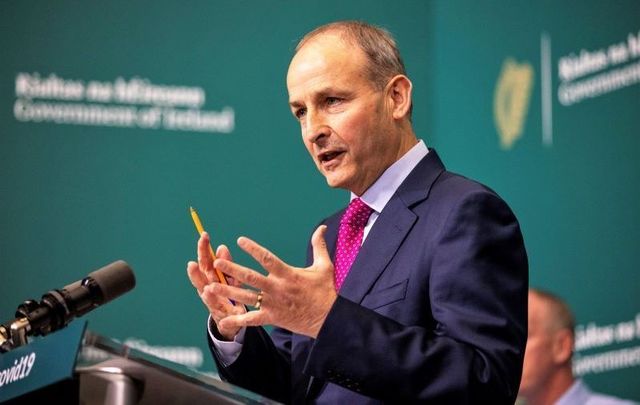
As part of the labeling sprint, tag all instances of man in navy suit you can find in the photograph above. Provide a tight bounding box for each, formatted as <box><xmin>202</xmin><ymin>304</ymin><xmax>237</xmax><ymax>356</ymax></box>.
<box><xmin>187</xmin><ymin>21</ymin><xmax>528</xmax><ymax>404</ymax></box>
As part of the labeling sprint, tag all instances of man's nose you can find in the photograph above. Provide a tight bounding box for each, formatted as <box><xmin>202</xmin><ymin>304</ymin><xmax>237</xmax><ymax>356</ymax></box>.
<box><xmin>304</xmin><ymin>111</ymin><xmax>330</xmax><ymax>145</ymax></box>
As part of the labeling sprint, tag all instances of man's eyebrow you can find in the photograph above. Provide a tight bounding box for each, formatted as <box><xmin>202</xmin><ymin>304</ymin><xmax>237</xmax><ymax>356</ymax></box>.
<box><xmin>316</xmin><ymin>87</ymin><xmax>350</xmax><ymax>98</ymax></box>
<box><xmin>288</xmin><ymin>87</ymin><xmax>350</xmax><ymax>108</ymax></box>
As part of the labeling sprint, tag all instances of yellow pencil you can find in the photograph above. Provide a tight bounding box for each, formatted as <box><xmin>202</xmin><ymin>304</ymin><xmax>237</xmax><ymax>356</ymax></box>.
<box><xmin>190</xmin><ymin>206</ymin><xmax>228</xmax><ymax>285</ymax></box>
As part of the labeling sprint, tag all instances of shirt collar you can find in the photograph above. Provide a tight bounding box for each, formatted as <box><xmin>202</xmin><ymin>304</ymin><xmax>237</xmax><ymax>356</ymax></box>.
<box><xmin>351</xmin><ymin>140</ymin><xmax>428</xmax><ymax>213</ymax></box>
<box><xmin>555</xmin><ymin>379</ymin><xmax>590</xmax><ymax>405</ymax></box>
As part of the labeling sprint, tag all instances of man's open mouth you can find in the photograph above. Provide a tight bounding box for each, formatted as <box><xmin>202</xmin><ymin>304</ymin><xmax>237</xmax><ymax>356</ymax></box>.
<box><xmin>319</xmin><ymin>151</ymin><xmax>344</xmax><ymax>162</ymax></box>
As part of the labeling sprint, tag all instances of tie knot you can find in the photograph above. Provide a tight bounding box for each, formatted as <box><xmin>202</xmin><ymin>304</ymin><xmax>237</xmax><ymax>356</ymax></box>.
<box><xmin>341</xmin><ymin>198</ymin><xmax>373</xmax><ymax>228</ymax></box>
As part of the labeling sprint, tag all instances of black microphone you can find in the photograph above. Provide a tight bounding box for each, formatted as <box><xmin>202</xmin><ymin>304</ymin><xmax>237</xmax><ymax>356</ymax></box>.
<box><xmin>0</xmin><ymin>260</ymin><xmax>135</xmax><ymax>351</ymax></box>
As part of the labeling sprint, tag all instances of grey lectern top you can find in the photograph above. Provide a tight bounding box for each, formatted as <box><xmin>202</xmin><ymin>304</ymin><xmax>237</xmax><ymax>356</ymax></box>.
<box><xmin>75</xmin><ymin>330</ymin><xmax>279</xmax><ymax>405</ymax></box>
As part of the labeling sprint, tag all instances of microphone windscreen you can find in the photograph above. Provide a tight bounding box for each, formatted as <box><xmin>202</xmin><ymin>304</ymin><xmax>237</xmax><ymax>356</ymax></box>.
<box><xmin>88</xmin><ymin>260</ymin><xmax>136</xmax><ymax>303</ymax></box>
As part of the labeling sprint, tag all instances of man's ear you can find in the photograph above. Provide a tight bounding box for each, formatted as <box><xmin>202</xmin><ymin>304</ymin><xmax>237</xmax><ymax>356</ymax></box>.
<box><xmin>385</xmin><ymin>75</ymin><xmax>413</xmax><ymax>120</ymax></box>
<box><xmin>552</xmin><ymin>329</ymin><xmax>574</xmax><ymax>365</ymax></box>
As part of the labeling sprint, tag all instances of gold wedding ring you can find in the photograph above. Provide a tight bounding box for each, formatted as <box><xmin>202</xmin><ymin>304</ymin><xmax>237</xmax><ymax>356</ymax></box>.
<box><xmin>254</xmin><ymin>291</ymin><xmax>263</xmax><ymax>310</ymax></box>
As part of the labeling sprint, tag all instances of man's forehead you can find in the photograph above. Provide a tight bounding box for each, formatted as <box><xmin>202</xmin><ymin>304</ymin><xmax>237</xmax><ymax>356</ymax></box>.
<box><xmin>287</xmin><ymin>38</ymin><xmax>368</xmax><ymax>99</ymax></box>
<box><xmin>529</xmin><ymin>293</ymin><xmax>555</xmax><ymax>330</ymax></box>
<box><xmin>528</xmin><ymin>294</ymin><xmax>546</xmax><ymax>318</ymax></box>
<box><xmin>290</xmin><ymin>36</ymin><xmax>351</xmax><ymax>72</ymax></box>
<box><xmin>288</xmin><ymin>32</ymin><xmax>368</xmax><ymax>75</ymax></box>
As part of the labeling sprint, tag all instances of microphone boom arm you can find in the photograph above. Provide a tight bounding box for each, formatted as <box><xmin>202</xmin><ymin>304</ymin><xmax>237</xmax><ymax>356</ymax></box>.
<box><xmin>0</xmin><ymin>260</ymin><xmax>135</xmax><ymax>353</ymax></box>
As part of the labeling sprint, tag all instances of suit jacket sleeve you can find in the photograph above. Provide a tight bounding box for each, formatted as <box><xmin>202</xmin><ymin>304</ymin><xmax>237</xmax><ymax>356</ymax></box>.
<box><xmin>208</xmin><ymin>323</ymin><xmax>293</xmax><ymax>403</ymax></box>
<box><xmin>302</xmin><ymin>189</ymin><xmax>528</xmax><ymax>404</ymax></box>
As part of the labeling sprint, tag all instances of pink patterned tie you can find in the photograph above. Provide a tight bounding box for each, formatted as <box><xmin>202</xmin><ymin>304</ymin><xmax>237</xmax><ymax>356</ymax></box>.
<box><xmin>334</xmin><ymin>198</ymin><xmax>373</xmax><ymax>290</ymax></box>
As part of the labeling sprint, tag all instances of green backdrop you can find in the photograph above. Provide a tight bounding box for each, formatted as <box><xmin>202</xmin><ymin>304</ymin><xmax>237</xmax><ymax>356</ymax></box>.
<box><xmin>1</xmin><ymin>0</ymin><xmax>638</xmax><ymax>400</ymax></box>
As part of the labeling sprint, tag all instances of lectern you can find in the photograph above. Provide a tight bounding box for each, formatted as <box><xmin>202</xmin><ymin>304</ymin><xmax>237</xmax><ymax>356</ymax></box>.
<box><xmin>0</xmin><ymin>321</ymin><xmax>278</xmax><ymax>404</ymax></box>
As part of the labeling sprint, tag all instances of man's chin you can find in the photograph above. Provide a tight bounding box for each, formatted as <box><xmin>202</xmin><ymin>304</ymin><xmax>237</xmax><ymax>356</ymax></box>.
<box><xmin>325</xmin><ymin>179</ymin><xmax>347</xmax><ymax>189</ymax></box>
<box><xmin>323</xmin><ymin>174</ymin><xmax>350</xmax><ymax>190</ymax></box>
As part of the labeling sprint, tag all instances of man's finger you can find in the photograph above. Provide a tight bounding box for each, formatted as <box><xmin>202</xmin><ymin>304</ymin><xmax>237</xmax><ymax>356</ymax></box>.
<box><xmin>201</xmin><ymin>284</ymin><xmax>236</xmax><ymax>315</ymax></box>
<box><xmin>197</xmin><ymin>232</ymin><xmax>217</xmax><ymax>283</ymax></box>
<box><xmin>214</xmin><ymin>258</ymin><xmax>272</xmax><ymax>292</ymax></box>
<box><xmin>237</xmin><ymin>236</ymin><xmax>288</xmax><ymax>276</ymax></box>
<box><xmin>219</xmin><ymin>310</ymin><xmax>265</xmax><ymax>330</ymax></box>
<box><xmin>216</xmin><ymin>245</ymin><xmax>242</xmax><ymax>287</ymax></box>
<box><xmin>216</xmin><ymin>244</ymin><xmax>233</xmax><ymax>261</ymax></box>
<box><xmin>187</xmin><ymin>261</ymin><xmax>207</xmax><ymax>293</ymax></box>
<box><xmin>310</xmin><ymin>225</ymin><xmax>332</xmax><ymax>269</ymax></box>
<box><xmin>206</xmin><ymin>282</ymin><xmax>261</xmax><ymax>308</ymax></box>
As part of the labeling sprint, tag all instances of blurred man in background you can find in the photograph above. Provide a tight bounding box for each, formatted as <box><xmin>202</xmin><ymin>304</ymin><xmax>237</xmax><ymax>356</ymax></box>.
<box><xmin>519</xmin><ymin>288</ymin><xmax>637</xmax><ymax>405</ymax></box>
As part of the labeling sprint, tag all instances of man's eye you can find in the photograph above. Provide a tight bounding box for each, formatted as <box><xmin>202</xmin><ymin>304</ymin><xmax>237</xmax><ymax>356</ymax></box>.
<box><xmin>326</xmin><ymin>97</ymin><xmax>341</xmax><ymax>105</ymax></box>
<box><xmin>295</xmin><ymin>108</ymin><xmax>307</xmax><ymax>119</ymax></box>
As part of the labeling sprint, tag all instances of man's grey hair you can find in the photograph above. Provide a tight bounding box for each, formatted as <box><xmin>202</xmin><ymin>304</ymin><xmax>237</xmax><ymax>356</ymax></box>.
<box><xmin>295</xmin><ymin>20</ymin><xmax>408</xmax><ymax>91</ymax></box>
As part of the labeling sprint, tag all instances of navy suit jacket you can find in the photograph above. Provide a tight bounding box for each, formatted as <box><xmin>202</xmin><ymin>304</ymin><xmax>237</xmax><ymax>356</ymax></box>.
<box><xmin>210</xmin><ymin>150</ymin><xmax>528</xmax><ymax>404</ymax></box>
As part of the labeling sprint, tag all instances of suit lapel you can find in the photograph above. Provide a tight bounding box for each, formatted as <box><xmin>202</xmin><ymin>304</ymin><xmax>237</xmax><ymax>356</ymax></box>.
<box><xmin>339</xmin><ymin>150</ymin><xmax>446</xmax><ymax>304</ymax></box>
<box><xmin>304</xmin><ymin>150</ymin><xmax>446</xmax><ymax>401</ymax></box>
<box><xmin>339</xmin><ymin>197</ymin><xmax>416</xmax><ymax>303</ymax></box>
<box><xmin>303</xmin><ymin>209</ymin><xmax>341</xmax><ymax>400</ymax></box>
<box><xmin>324</xmin><ymin>212</ymin><xmax>341</xmax><ymax>259</ymax></box>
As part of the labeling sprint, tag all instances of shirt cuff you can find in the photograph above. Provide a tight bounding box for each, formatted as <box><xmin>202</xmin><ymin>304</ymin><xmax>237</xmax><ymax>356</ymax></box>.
<box><xmin>207</xmin><ymin>315</ymin><xmax>246</xmax><ymax>366</ymax></box>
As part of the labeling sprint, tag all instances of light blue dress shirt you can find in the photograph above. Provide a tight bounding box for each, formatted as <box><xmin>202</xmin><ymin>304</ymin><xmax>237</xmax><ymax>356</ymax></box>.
<box><xmin>210</xmin><ymin>140</ymin><xmax>429</xmax><ymax>365</ymax></box>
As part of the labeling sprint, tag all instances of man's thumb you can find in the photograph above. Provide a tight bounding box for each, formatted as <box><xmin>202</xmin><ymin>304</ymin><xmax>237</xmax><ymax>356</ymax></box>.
<box><xmin>311</xmin><ymin>225</ymin><xmax>331</xmax><ymax>268</ymax></box>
